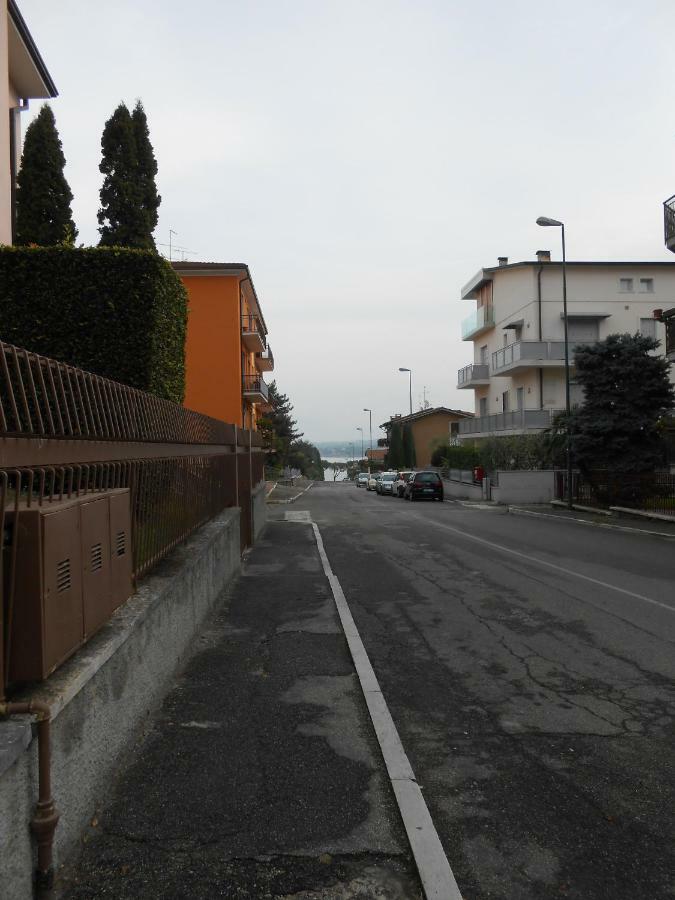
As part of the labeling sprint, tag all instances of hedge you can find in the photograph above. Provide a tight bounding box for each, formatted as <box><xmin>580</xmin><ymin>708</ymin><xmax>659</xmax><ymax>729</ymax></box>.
<box><xmin>0</xmin><ymin>246</ymin><xmax>187</xmax><ymax>403</ymax></box>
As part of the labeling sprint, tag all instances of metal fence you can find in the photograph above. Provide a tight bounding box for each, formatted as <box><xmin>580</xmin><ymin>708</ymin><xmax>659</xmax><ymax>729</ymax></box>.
<box><xmin>0</xmin><ymin>341</ymin><xmax>266</xmax><ymax>699</ymax></box>
<box><xmin>555</xmin><ymin>470</ymin><xmax>675</xmax><ymax>517</ymax></box>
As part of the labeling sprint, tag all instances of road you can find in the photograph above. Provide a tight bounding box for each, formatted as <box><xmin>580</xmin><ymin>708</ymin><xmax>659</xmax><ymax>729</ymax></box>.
<box><xmin>297</xmin><ymin>482</ymin><xmax>675</xmax><ymax>899</ymax></box>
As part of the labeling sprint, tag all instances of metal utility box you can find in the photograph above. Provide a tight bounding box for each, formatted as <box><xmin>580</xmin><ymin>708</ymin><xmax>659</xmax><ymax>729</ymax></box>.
<box><xmin>4</xmin><ymin>489</ymin><xmax>133</xmax><ymax>684</ymax></box>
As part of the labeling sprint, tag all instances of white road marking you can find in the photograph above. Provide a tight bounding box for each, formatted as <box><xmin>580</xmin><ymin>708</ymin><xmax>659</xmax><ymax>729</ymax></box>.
<box><xmin>311</xmin><ymin>521</ymin><xmax>463</xmax><ymax>900</ymax></box>
<box><xmin>284</xmin><ymin>510</ymin><xmax>312</xmax><ymax>522</ymax></box>
<box><xmin>422</xmin><ymin>517</ymin><xmax>674</xmax><ymax>614</ymax></box>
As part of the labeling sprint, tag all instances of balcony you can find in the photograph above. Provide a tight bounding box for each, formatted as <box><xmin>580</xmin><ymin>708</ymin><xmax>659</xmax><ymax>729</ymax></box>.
<box><xmin>664</xmin><ymin>195</ymin><xmax>675</xmax><ymax>253</ymax></box>
<box><xmin>457</xmin><ymin>363</ymin><xmax>490</xmax><ymax>389</ymax></box>
<box><xmin>491</xmin><ymin>340</ymin><xmax>575</xmax><ymax>376</ymax></box>
<box><xmin>255</xmin><ymin>345</ymin><xmax>274</xmax><ymax>372</ymax></box>
<box><xmin>461</xmin><ymin>305</ymin><xmax>495</xmax><ymax>340</ymax></box>
<box><xmin>242</xmin><ymin>374</ymin><xmax>269</xmax><ymax>404</ymax></box>
<box><xmin>459</xmin><ymin>408</ymin><xmax>564</xmax><ymax>437</ymax></box>
<box><xmin>241</xmin><ymin>315</ymin><xmax>266</xmax><ymax>353</ymax></box>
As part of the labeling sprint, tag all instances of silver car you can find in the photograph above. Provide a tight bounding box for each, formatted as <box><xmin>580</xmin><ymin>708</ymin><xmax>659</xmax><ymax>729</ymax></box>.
<box><xmin>376</xmin><ymin>472</ymin><xmax>398</xmax><ymax>495</ymax></box>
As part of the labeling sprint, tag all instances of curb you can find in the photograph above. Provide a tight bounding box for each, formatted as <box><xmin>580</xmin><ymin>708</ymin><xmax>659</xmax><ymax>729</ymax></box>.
<box><xmin>508</xmin><ymin>505</ymin><xmax>675</xmax><ymax>540</ymax></box>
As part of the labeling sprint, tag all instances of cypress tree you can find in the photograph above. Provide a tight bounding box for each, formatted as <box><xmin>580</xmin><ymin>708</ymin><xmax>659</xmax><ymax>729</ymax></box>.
<box><xmin>131</xmin><ymin>101</ymin><xmax>161</xmax><ymax>249</ymax></box>
<box><xmin>386</xmin><ymin>422</ymin><xmax>405</xmax><ymax>469</ymax></box>
<box><xmin>98</xmin><ymin>103</ymin><xmax>155</xmax><ymax>249</ymax></box>
<box><xmin>15</xmin><ymin>104</ymin><xmax>78</xmax><ymax>246</ymax></box>
<box><xmin>402</xmin><ymin>423</ymin><xmax>417</xmax><ymax>468</ymax></box>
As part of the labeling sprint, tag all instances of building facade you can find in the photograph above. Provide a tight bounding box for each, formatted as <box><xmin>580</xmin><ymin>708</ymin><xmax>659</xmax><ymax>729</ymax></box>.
<box><xmin>1</xmin><ymin>0</ymin><xmax>57</xmax><ymax>245</ymax></box>
<box><xmin>457</xmin><ymin>253</ymin><xmax>675</xmax><ymax>441</ymax></box>
<box><xmin>172</xmin><ymin>262</ymin><xmax>273</xmax><ymax>431</ymax></box>
<box><xmin>382</xmin><ymin>407</ymin><xmax>474</xmax><ymax>466</ymax></box>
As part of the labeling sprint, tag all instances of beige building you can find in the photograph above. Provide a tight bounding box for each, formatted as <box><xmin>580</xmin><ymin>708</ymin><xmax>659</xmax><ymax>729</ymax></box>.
<box><xmin>382</xmin><ymin>407</ymin><xmax>474</xmax><ymax>467</ymax></box>
<box><xmin>457</xmin><ymin>252</ymin><xmax>675</xmax><ymax>441</ymax></box>
<box><xmin>1</xmin><ymin>0</ymin><xmax>57</xmax><ymax>245</ymax></box>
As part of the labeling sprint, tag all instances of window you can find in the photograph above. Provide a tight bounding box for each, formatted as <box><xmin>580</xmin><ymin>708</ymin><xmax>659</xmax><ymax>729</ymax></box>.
<box><xmin>640</xmin><ymin>318</ymin><xmax>657</xmax><ymax>340</ymax></box>
<box><xmin>480</xmin><ymin>345</ymin><xmax>488</xmax><ymax>364</ymax></box>
<box><xmin>503</xmin><ymin>333</ymin><xmax>508</xmax><ymax>347</ymax></box>
<box><xmin>619</xmin><ymin>278</ymin><xmax>634</xmax><ymax>293</ymax></box>
<box><xmin>502</xmin><ymin>390</ymin><xmax>510</xmax><ymax>412</ymax></box>
<box><xmin>639</xmin><ymin>278</ymin><xmax>654</xmax><ymax>293</ymax></box>
<box><xmin>479</xmin><ymin>397</ymin><xmax>488</xmax><ymax>417</ymax></box>
<box><xmin>450</xmin><ymin>422</ymin><xmax>459</xmax><ymax>436</ymax></box>
<box><xmin>516</xmin><ymin>387</ymin><xmax>524</xmax><ymax>410</ymax></box>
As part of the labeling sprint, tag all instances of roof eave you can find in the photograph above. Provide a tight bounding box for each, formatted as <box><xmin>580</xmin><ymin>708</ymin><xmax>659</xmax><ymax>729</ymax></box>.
<box><xmin>8</xmin><ymin>0</ymin><xmax>58</xmax><ymax>98</ymax></box>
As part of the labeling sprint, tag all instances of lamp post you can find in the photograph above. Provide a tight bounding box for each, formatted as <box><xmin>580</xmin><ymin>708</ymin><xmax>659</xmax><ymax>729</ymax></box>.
<box><xmin>536</xmin><ymin>216</ymin><xmax>573</xmax><ymax>510</ymax></box>
<box><xmin>363</xmin><ymin>408</ymin><xmax>372</xmax><ymax>471</ymax></box>
<box><xmin>356</xmin><ymin>426</ymin><xmax>364</xmax><ymax>461</ymax></box>
<box><xmin>398</xmin><ymin>367</ymin><xmax>412</xmax><ymax>415</ymax></box>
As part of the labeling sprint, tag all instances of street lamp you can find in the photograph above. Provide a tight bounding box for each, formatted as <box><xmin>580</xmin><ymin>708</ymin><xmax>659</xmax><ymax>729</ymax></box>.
<box><xmin>363</xmin><ymin>408</ymin><xmax>373</xmax><ymax>470</ymax></box>
<box><xmin>398</xmin><ymin>367</ymin><xmax>412</xmax><ymax>415</ymax></box>
<box><xmin>356</xmin><ymin>426</ymin><xmax>364</xmax><ymax>461</ymax></box>
<box><xmin>536</xmin><ymin>216</ymin><xmax>573</xmax><ymax>509</ymax></box>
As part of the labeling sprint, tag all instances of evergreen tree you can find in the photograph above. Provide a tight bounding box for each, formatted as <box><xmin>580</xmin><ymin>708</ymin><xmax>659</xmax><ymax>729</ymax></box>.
<box><xmin>257</xmin><ymin>381</ymin><xmax>303</xmax><ymax>470</ymax></box>
<box><xmin>131</xmin><ymin>101</ymin><xmax>161</xmax><ymax>249</ymax></box>
<box><xmin>402</xmin><ymin>423</ymin><xmax>417</xmax><ymax>468</ymax></box>
<box><xmin>15</xmin><ymin>104</ymin><xmax>77</xmax><ymax>246</ymax></box>
<box><xmin>98</xmin><ymin>102</ymin><xmax>157</xmax><ymax>248</ymax></box>
<box><xmin>386</xmin><ymin>422</ymin><xmax>405</xmax><ymax>469</ymax></box>
<box><xmin>571</xmin><ymin>333</ymin><xmax>674</xmax><ymax>474</ymax></box>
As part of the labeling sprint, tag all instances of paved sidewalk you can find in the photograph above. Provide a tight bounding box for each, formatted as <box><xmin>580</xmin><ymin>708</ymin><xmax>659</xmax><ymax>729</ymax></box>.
<box><xmin>58</xmin><ymin>518</ymin><xmax>421</xmax><ymax>899</ymax></box>
<box><xmin>508</xmin><ymin>503</ymin><xmax>675</xmax><ymax>538</ymax></box>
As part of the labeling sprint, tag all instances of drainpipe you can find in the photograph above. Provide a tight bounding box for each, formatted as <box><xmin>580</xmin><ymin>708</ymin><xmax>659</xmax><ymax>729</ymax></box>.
<box><xmin>0</xmin><ymin>700</ymin><xmax>59</xmax><ymax>898</ymax></box>
<box><xmin>537</xmin><ymin>264</ymin><xmax>544</xmax><ymax>409</ymax></box>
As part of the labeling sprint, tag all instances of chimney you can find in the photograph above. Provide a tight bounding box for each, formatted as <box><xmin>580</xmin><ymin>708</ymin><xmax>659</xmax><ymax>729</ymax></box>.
<box><xmin>497</xmin><ymin>256</ymin><xmax>508</xmax><ymax>267</ymax></box>
<box><xmin>536</xmin><ymin>250</ymin><xmax>551</xmax><ymax>263</ymax></box>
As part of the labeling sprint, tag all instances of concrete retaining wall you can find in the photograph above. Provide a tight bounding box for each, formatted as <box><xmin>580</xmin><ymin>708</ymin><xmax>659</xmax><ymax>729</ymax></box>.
<box><xmin>492</xmin><ymin>470</ymin><xmax>555</xmax><ymax>504</ymax></box>
<box><xmin>442</xmin><ymin>478</ymin><xmax>484</xmax><ymax>500</ymax></box>
<box><xmin>0</xmin><ymin>509</ymin><xmax>241</xmax><ymax>900</ymax></box>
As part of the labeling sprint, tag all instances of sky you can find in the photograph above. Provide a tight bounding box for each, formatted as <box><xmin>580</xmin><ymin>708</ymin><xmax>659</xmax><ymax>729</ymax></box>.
<box><xmin>18</xmin><ymin>0</ymin><xmax>675</xmax><ymax>443</ymax></box>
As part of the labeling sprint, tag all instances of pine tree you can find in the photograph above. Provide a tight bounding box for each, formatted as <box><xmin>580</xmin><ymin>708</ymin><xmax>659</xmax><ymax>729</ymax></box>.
<box><xmin>257</xmin><ymin>381</ymin><xmax>303</xmax><ymax>470</ymax></box>
<box><xmin>131</xmin><ymin>101</ymin><xmax>161</xmax><ymax>249</ymax></box>
<box><xmin>15</xmin><ymin>104</ymin><xmax>78</xmax><ymax>246</ymax></box>
<box><xmin>571</xmin><ymin>333</ymin><xmax>674</xmax><ymax>474</ymax></box>
<box><xmin>98</xmin><ymin>103</ymin><xmax>156</xmax><ymax>248</ymax></box>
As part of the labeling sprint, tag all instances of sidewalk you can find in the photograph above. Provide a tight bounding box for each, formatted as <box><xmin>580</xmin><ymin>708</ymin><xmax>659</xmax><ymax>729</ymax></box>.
<box><xmin>508</xmin><ymin>503</ymin><xmax>675</xmax><ymax>538</ymax></box>
<box><xmin>58</xmin><ymin>517</ymin><xmax>421</xmax><ymax>899</ymax></box>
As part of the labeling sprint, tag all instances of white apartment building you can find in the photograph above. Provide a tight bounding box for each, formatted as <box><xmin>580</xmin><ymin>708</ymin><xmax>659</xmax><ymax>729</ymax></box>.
<box><xmin>457</xmin><ymin>252</ymin><xmax>675</xmax><ymax>440</ymax></box>
<box><xmin>1</xmin><ymin>0</ymin><xmax>57</xmax><ymax>245</ymax></box>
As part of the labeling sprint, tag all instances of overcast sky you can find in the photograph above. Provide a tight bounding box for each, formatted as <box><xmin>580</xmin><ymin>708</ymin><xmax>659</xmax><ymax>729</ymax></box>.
<box><xmin>19</xmin><ymin>0</ymin><xmax>675</xmax><ymax>444</ymax></box>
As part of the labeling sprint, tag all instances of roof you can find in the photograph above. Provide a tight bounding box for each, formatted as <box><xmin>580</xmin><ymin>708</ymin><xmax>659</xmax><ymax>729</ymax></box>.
<box><xmin>8</xmin><ymin>0</ymin><xmax>57</xmax><ymax>98</ymax></box>
<box><xmin>461</xmin><ymin>259</ymin><xmax>675</xmax><ymax>299</ymax></box>
<box><xmin>380</xmin><ymin>406</ymin><xmax>474</xmax><ymax>429</ymax></box>
<box><xmin>171</xmin><ymin>261</ymin><xmax>268</xmax><ymax>334</ymax></box>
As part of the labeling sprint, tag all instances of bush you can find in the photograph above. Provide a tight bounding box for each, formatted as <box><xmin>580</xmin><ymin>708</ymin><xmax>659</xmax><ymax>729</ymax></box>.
<box><xmin>431</xmin><ymin>444</ymin><xmax>480</xmax><ymax>468</ymax></box>
<box><xmin>0</xmin><ymin>246</ymin><xmax>187</xmax><ymax>402</ymax></box>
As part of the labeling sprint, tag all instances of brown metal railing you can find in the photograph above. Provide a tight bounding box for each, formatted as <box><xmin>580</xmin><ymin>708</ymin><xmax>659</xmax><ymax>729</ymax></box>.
<box><xmin>0</xmin><ymin>341</ymin><xmax>266</xmax><ymax>699</ymax></box>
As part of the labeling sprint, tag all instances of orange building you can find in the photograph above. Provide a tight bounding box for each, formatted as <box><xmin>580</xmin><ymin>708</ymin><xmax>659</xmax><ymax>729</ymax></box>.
<box><xmin>172</xmin><ymin>262</ymin><xmax>273</xmax><ymax>430</ymax></box>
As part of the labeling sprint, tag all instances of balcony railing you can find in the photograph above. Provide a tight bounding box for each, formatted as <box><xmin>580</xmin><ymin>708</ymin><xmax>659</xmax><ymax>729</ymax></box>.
<box><xmin>461</xmin><ymin>305</ymin><xmax>495</xmax><ymax>340</ymax></box>
<box><xmin>459</xmin><ymin>408</ymin><xmax>564</xmax><ymax>436</ymax></box>
<box><xmin>491</xmin><ymin>340</ymin><xmax>576</xmax><ymax>375</ymax></box>
<box><xmin>255</xmin><ymin>345</ymin><xmax>274</xmax><ymax>372</ymax></box>
<box><xmin>242</xmin><ymin>374</ymin><xmax>269</xmax><ymax>402</ymax></box>
<box><xmin>664</xmin><ymin>195</ymin><xmax>675</xmax><ymax>252</ymax></box>
<box><xmin>241</xmin><ymin>315</ymin><xmax>266</xmax><ymax>352</ymax></box>
<box><xmin>457</xmin><ymin>363</ymin><xmax>490</xmax><ymax>388</ymax></box>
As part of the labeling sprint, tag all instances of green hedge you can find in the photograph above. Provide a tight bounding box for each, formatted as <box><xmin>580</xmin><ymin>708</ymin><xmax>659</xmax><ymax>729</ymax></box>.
<box><xmin>0</xmin><ymin>246</ymin><xmax>187</xmax><ymax>402</ymax></box>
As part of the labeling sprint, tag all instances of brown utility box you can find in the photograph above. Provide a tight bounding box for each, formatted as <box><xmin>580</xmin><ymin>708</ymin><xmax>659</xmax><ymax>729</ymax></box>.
<box><xmin>4</xmin><ymin>489</ymin><xmax>133</xmax><ymax>684</ymax></box>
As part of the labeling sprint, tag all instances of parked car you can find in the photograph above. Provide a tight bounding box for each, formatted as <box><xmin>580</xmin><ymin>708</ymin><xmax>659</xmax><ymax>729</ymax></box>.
<box><xmin>376</xmin><ymin>472</ymin><xmax>398</xmax><ymax>495</ymax></box>
<box><xmin>404</xmin><ymin>471</ymin><xmax>444</xmax><ymax>501</ymax></box>
<box><xmin>367</xmin><ymin>473</ymin><xmax>381</xmax><ymax>491</ymax></box>
<box><xmin>393</xmin><ymin>471</ymin><xmax>414</xmax><ymax>497</ymax></box>
<box><xmin>356</xmin><ymin>473</ymin><xmax>369</xmax><ymax>488</ymax></box>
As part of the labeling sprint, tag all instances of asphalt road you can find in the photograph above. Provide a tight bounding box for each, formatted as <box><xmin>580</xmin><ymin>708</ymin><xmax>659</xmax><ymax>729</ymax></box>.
<box><xmin>299</xmin><ymin>483</ymin><xmax>675</xmax><ymax>900</ymax></box>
